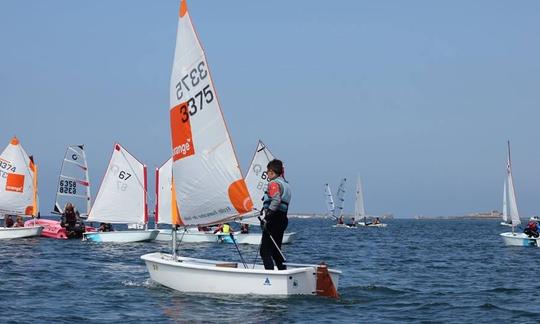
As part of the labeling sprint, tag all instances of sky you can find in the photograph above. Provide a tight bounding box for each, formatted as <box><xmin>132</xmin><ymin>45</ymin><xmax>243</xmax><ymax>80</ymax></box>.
<box><xmin>1</xmin><ymin>0</ymin><xmax>540</xmax><ymax>218</ymax></box>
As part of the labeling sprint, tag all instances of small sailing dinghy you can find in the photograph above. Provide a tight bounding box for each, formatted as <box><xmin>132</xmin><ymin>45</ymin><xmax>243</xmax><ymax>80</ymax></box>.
<box><xmin>0</xmin><ymin>137</ymin><xmax>43</xmax><ymax>239</ymax></box>
<box><xmin>330</xmin><ymin>178</ymin><xmax>353</xmax><ymax>228</ymax></box>
<box><xmin>142</xmin><ymin>0</ymin><xmax>340</xmax><ymax>297</ymax></box>
<box><xmin>155</xmin><ymin>143</ymin><xmax>296</xmax><ymax>245</ymax></box>
<box><xmin>27</xmin><ymin>145</ymin><xmax>95</xmax><ymax>239</ymax></box>
<box><xmin>500</xmin><ymin>141</ymin><xmax>536</xmax><ymax>246</ymax></box>
<box><xmin>83</xmin><ymin>143</ymin><xmax>158</xmax><ymax>242</ymax></box>
<box><xmin>355</xmin><ymin>176</ymin><xmax>387</xmax><ymax>228</ymax></box>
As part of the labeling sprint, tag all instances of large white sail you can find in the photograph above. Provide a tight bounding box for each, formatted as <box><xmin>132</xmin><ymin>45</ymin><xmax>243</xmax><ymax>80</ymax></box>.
<box><xmin>244</xmin><ymin>141</ymin><xmax>275</xmax><ymax>212</ymax></box>
<box><xmin>355</xmin><ymin>176</ymin><xmax>366</xmax><ymax>219</ymax></box>
<box><xmin>169</xmin><ymin>0</ymin><xmax>252</xmax><ymax>226</ymax></box>
<box><xmin>324</xmin><ymin>184</ymin><xmax>335</xmax><ymax>217</ymax></box>
<box><xmin>0</xmin><ymin>137</ymin><xmax>38</xmax><ymax>216</ymax></box>
<box><xmin>335</xmin><ymin>178</ymin><xmax>347</xmax><ymax>218</ymax></box>
<box><xmin>53</xmin><ymin>145</ymin><xmax>91</xmax><ymax>216</ymax></box>
<box><xmin>506</xmin><ymin>141</ymin><xmax>520</xmax><ymax>227</ymax></box>
<box><xmin>87</xmin><ymin>144</ymin><xmax>147</xmax><ymax>224</ymax></box>
<box><xmin>502</xmin><ymin>180</ymin><xmax>508</xmax><ymax>223</ymax></box>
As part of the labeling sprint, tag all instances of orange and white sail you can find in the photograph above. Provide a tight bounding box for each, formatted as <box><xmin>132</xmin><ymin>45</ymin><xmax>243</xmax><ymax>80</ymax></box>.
<box><xmin>87</xmin><ymin>143</ymin><xmax>147</xmax><ymax>224</ymax></box>
<box><xmin>168</xmin><ymin>0</ymin><xmax>252</xmax><ymax>226</ymax></box>
<box><xmin>244</xmin><ymin>141</ymin><xmax>275</xmax><ymax>212</ymax></box>
<box><xmin>0</xmin><ymin>137</ymin><xmax>38</xmax><ymax>216</ymax></box>
<box><xmin>155</xmin><ymin>158</ymin><xmax>181</xmax><ymax>225</ymax></box>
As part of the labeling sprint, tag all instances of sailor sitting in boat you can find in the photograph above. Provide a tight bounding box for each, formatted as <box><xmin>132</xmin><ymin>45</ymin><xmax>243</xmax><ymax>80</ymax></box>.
<box><xmin>240</xmin><ymin>223</ymin><xmax>249</xmax><ymax>234</ymax></box>
<box><xmin>347</xmin><ymin>217</ymin><xmax>356</xmax><ymax>227</ymax></box>
<box><xmin>99</xmin><ymin>223</ymin><xmax>113</xmax><ymax>232</ymax></box>
<box><xmin>337</xmin><ymin>215</ymin><xmax>344</xmax><ymax>225</ymax></box>
<box><xmin>524</xmin><ymin>221</ymin><xmax>539</xmax><ymax>238</ymax></box>
<box><xmin>213</xmin><ymin>223</ymin><xmax>232</xmax><ymax>234</ymax></box>
<box><xmin>260</xmin><ymin>159</ymin><xmax>291</xmax><ymax>271</ymax></box>
<box><xmin>60</xmin><ymin>203</ymin><xmax>85</xmax><ymax>239</ymax></box>
<box><xmin>14</xmin><ymin>216</ymin><xmax>24</xmax><ymax>227</ymax></box>
<box><xmin>363</xmin><ymin>216</ymin><xmax>372</xmax><ymax>226</ymax></box>
<box><xmin>373</xmin><ymin>217</ymin><xmax>381</xmax><ymax>225</ymax></box>
<box><xmin>3</xmin><ymin>215</ymin><xmax>14</xmax><ymax>228</ymax></box>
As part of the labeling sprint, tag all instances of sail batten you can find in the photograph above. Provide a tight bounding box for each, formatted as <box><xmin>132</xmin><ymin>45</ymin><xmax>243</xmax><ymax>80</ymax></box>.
<box><xmin>169</xmin><ymin>0</ymin><xmax>252</xmax><ymax>226</ymax></box>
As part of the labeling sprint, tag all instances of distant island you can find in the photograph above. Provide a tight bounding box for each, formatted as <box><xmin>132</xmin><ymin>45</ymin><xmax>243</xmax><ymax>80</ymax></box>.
<box><xmin>289</xmin><ymin>213</ymin><xmax>395</xmax><ymax>220</ymax></box>
<box><xmin>415</xmin><ymin>210</ymin><xmax>502</xmax><ymax>220</ymax></box>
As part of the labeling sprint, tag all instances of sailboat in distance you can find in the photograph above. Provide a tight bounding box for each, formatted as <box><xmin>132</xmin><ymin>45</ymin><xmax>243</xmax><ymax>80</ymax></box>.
<box><xmin>141</xmin><ymin>0</ymin><xmax>340</xmax><ymax>297</ymax></box>
<box><xmin>500</xmin><ymin>141</ymin><xmax>536</xmax><ymax>246</ymax></box>
<box><xmin>0</xmin><ymin>137</ymin><xmax>43</xmax><ymax>239</ymax></box>
<box><xmin>356</xmin><ymin>176</ymin><xmax>387</xmax><ymax>227</ymax></box>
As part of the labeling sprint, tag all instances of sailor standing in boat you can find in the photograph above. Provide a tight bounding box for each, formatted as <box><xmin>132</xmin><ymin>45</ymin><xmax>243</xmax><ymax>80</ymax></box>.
<box><xmin>260</xmin><ymin>159</ymin><xmax>291</xmax><ymax>270</ymax></box>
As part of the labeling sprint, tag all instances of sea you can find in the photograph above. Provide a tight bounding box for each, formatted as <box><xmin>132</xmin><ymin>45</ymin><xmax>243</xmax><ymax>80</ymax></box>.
<box><xmin>2</xmin><ymin>218</ymin><xmax>540</xmax><ymax>323</ymax></box>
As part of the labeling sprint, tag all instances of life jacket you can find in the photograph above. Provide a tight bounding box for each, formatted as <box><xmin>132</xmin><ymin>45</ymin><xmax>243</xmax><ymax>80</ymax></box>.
<box><xmin>262</xmin><ymin>176</ymin><xmax>291</xmax><ymax>212</ymax></box>
<box><xmin>223</xmin><ymin>224</ymin><xmax>231</xmax><ymax>233</ymax></box>
<box><xmin>528</xmin><ymin>221</ymin><xmax>538</xmax><ymax>231</ymax></box>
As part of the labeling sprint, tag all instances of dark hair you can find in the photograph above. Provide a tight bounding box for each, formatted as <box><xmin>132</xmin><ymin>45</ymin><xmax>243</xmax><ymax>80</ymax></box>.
<box><xmin>267</xmin><ymin>159</ymin><xmax>284</xmax><ymax>176</ymax></box>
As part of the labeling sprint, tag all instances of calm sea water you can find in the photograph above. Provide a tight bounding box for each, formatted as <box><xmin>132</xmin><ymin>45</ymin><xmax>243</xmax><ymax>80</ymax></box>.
<box><xmin>2</xmin><ymin>218</ymin><xmax>540</xmax><ymax>323</ymax></box>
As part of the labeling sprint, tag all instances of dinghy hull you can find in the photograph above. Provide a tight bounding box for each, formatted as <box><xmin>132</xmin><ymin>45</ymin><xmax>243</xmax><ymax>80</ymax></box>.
<box><xmin>357</xmin><ymin>222</ymin><xmax>387</xmax><ymax>227</ymax></box>
<box><xmin>141</xmin><ymin>252</ymin><xmax>340</xmax><ymax>296</ymax></box>
<box><xmin>500</xmin><ymin>232</ymin><xmax>539</xmax><ymax>247</ymax></box>
<box><xmin>155</xmin><ymin>229</ymin><xmax>295</xmax><ymax>245</ymax></box>
<box><xmin>83</xmin><ymin>230</ymin><xmax>159</xmax><ymax>242</ymax></box>
<box><xmin>25</xmin><ymin>219</ymin><xmax>95</xmax><ymax>239</ymax></box>
<box><xmin>0</xmin><ymin>226</ymin><xmax>43</xmax><ymax>239</ymax></box>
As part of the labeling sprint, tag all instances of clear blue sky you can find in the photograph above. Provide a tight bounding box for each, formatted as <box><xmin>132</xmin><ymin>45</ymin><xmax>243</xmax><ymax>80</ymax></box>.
<box><xmin>1</xmin><ymin>0</ymin><xmax>539</xmax><ymax>217</ymax></box>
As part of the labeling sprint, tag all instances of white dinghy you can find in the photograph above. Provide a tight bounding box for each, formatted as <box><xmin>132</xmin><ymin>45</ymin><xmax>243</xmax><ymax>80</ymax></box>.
<box><xmin>83</xmin><ymin>143</ymin><xmax>158</xmax><ymax>243</ymax></box>
<box><xmin>142</xmin><ymin>0</ymin><xmax>340</xmax><ymax>297</ymax></box>
<box><xmin>329</xmin><ymin>178</ymin><xmax>356</xmax><ymax>228</ymax></box>
<box><xmin>355</xmin><ymin>176</ymin><xmax>387</xmax><ymax>228</ymax></box>
<box><xmin>0</xmin><ymin>137</ymin><xmax>43</xmax><ymax>239</ymax></box>
<box><xmin>499</xmin><ymin>141</ymin><xmax>536</xmax><ymax>246</ymax></box>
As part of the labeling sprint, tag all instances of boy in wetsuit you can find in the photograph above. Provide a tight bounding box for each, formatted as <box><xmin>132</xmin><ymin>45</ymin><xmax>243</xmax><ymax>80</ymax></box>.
<box><xmin>260</xmin><ymin>159</ymin><xmax>291</xmax><ymax>270</ymax></box>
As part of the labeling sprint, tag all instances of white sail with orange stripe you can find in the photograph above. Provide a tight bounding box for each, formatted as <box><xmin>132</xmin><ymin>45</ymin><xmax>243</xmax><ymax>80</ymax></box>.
<box><xmin>155</xmin><ymin>158</ymin><xmax>181</xmax><ymax>225</ymax></box>
<box><xmin>169</xmin><ymin>0</ymin><xmax>252</xmax><ymax>226</ymax></box>
<box><xmin>0</xmin><ymin>137</ymin><xmax>38</xmax><ymax>217</ymax></box>
<box><xmin>87</xmin><ymin>143</ymin><xmax>147</xmax><ymax>225</ymax></box>
<box><xmin>244</xmin><ymin>141</ymin><xmax>275</xmax><ymax>212</ymax></box>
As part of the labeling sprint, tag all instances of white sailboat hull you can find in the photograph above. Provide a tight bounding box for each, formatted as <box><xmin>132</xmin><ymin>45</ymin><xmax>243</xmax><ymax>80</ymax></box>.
<box><xmin>155</xmin><ymin>229</ymin><xmax>295</xmax><ymax>245</ymax></box>
<box><xmin>357</xmin><ymin>222</ymin><xmax>387</xmax><ymax>227</ymax></box>
<box><xmin>500</xmin><ymin>232</ymin><xmax>540</xmax><ymax>247</ymax></box>
<box><xmin>141</xmin><ymin>252</ymin><xmax>340</xmax><ymax>296</ymax></box>
<box><xmin>332</xmin><ymin>224</ymin><xmax>357</xmax><ymax>228</ymax></box>
<box><xmin>0</xmin><ymin>226</ymin><xmax>43</xmax><ymax>239</ymax></box>
<box><xmin>83</xmin><ymin>230</ymin><xmax>159</xmax><ymax>242</ymax></box>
